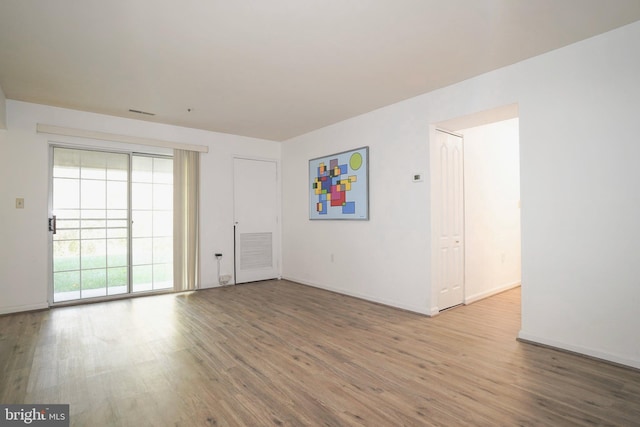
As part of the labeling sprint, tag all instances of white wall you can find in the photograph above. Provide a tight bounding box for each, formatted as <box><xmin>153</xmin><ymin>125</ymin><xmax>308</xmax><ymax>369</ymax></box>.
<box><xmin>282</xmin><ymin>21</ymin><xmax>640</xmax><ymax>368</ymax></box>
<box><xmin>282</xmin><ymin>105</ymin><xmax>433</xmax><ymax>313</ymax></box>
<box><xmin>0</xmin><ymin>100</ymin><xmax>280</xmax><ymax>314</ymax></box>
<box><xmin>516</xmin><ymin>23</ymin><xmax>640</xmax><ymax>369</ymax></box>
<box><xmin>461</xmin><ymin>118</ymin><xmax>521</xmax><ymax>304</ymax></box>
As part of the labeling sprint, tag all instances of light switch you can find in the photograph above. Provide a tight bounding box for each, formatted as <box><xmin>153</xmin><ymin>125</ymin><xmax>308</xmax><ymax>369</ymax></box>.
<box><xmin>16</xmin><ymin>198</ymin><xmax>24</xmax><ymax>209</ymax></box>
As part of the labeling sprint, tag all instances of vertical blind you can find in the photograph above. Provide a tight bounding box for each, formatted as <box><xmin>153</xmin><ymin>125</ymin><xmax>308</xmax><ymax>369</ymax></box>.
<box><xmin>173</xmin><ymin>149</ymin><xmax>200</xmax><ymax>291</ymax></box>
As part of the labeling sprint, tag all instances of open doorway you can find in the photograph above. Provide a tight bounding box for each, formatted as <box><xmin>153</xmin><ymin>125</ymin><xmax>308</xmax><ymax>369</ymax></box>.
<box><xmin>431</xmin><ymin>104</ymin><xmax>521</xmax><ymax>311</ymax></box>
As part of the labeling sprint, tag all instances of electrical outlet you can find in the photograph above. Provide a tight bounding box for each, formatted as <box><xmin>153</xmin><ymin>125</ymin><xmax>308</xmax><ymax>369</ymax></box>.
<box><xmin>16</xmin><ymin>198</ymin><xmax>24</xmax><ymax>209</ymax></box>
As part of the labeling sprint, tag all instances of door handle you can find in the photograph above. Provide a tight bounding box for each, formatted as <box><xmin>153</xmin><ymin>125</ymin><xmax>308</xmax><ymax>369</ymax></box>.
<box><xmin>48</xmin><ymin>215</ymin><xmax>57</xmax><ymax>234</ymax></box>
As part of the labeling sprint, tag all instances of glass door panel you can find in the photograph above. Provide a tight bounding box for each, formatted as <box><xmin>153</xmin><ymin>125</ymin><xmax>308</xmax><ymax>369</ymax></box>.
<box><xmin>132</xmin><ymin>155</ymin><xmax>173</xmax><ymax>292</ymax></box>
<box><xmin>52</xmin><ymin>148</ymin><xmax>129</xmax><ymax>302</ymax></box>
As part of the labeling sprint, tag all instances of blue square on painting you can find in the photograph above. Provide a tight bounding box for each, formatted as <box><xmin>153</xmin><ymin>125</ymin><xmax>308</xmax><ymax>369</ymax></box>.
<box><xmin>319</xmin><ymin>193</ymin><xmax>326</xmax><ymax>201</ymax></box>
<box><xmin>318</xmin><ymin>201</ymin><xmax>327</xmax><ymax>214</ymax></box>
<box><xmin>340</xmin><ymin>164</ymin><xmax>348</xmax><ymax>174</ymax></box>
<box><xmin>342</xmin><ymin>201</ymin><xmax>355</xmax><ymax>214</ymax></box>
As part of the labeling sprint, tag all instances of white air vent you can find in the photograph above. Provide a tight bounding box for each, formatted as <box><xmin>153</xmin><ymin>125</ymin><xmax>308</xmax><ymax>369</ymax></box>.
<box><xmin>240</xmin><ymin>232</ymin><xmax>272</xmax><ymax>270</ymax></box>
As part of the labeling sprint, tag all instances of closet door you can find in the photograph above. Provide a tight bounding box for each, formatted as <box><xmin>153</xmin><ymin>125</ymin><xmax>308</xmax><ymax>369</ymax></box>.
<box><xmin>233</xmin><ymin>158</ymin><xmax>279</xmax><ymax>284</ymax></box>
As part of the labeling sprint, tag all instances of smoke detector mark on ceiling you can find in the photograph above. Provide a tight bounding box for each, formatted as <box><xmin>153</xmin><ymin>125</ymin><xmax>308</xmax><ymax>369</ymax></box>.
<box><xmin>128</xmin><ymin>109</ymin><xmax>155</xmax><ymax>116</ymax></box>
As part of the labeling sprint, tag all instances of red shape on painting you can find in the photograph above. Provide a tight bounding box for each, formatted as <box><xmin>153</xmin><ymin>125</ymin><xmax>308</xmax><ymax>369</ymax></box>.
<box><xmin>330</xmin><ymin>185</ymin><xmax>346</xmax><ymax>206</ymax></box>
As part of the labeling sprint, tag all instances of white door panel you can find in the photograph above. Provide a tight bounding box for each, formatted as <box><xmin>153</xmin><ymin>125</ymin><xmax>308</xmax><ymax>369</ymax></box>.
<box><xmin>233</xmin><ymin>158</ymin><xmax>279</xmax><ymax>283</ymax></box>
<box><xmin>435</xmin><ymin>130</ymin><xmax>464</xmax><ymax>310</ymax></box>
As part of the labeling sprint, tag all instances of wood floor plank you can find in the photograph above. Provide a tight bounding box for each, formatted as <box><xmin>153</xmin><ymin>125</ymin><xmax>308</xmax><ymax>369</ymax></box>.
<box><xmin>2</xmin><ymin>280</ymin><xmax>640</xmax><ymax>426</ymax></box>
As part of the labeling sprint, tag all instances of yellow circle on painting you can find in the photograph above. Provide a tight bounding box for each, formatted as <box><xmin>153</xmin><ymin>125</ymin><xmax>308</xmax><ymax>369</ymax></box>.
<box><xmin>349</xmin><ymin>152</ymin><xmax>363</xmax><ymax>170</ymax></box>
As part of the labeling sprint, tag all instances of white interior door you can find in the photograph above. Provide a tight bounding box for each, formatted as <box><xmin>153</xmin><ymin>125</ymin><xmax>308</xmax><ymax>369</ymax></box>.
<box><xmin>233</xmin><ymin>158</ymin><xmax>279</xmax><ymax>284</ymax></box>
<box><xmin>434</xmin><ymin>130</ymin><xmax>464</xmax><ymax>310</ymax></box>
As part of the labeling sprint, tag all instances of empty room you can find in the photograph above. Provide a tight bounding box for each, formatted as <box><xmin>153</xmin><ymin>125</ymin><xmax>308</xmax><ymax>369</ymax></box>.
<box><xmin>1</xmin><ymin>1</ymin><xmax>640</xmax><ymax>425</ymax></box>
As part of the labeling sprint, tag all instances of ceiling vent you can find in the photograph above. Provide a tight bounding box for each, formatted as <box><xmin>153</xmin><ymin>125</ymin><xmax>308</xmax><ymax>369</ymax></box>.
<box><xmin>128</xmin><ymin>109</ymin><xmax>155</xmax><ymax>116</ymax></box>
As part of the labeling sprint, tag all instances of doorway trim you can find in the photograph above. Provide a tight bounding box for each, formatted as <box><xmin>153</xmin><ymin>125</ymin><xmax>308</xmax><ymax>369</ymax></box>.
<box><xmin>429</xmin><ymin>103</ymin><xmax>521</xmax><ymax>315</ymax></box>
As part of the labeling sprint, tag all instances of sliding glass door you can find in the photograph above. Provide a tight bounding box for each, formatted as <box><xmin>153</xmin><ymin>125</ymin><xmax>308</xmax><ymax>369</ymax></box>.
<box><xmin>51</xmin><ymin>147</ymin><xmax>172</xmax><ymax>303</ymax></box>
<box><xmin>131</xmin><ymin>155</ymin><xmax>173</xmax><ymax>292</ymax></box>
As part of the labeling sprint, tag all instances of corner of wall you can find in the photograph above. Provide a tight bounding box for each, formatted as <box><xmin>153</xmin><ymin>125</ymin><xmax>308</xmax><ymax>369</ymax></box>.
<box><xmin>0</xmin><ymin>83</ymin><xmax>7</xmax><ymax>129</ymax></box>
<box><xmin>464</xmin><ymin>281</ymin><xmax>521</xmax><ymax>305</ymax></box>
<box><xmin>0</xmin><ymin>303</ymin><xmax>49</xmax><ymax>316</ymax></box>
<box><xmin>517</xmin><ymin>331</ymin><xmax>640</xmax><ymax>371</ymax></box>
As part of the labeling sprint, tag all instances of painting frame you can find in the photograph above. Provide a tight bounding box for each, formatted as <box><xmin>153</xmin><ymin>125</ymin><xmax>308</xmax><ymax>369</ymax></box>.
<box><xmin>309</xmin><ymin>146</ymin><xmax>369</xmax><ymax>220</ymax></box>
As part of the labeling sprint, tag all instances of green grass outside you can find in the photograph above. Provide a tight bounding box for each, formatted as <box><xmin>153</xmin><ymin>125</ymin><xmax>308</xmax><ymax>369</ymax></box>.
<box><xmin>54</xmin><ymin>256</ymin><xmax>171</xmax><ymax>292</ymax></box>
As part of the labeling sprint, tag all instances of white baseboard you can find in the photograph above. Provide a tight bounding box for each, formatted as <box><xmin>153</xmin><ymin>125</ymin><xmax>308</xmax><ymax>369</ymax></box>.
<box><xmin>427</xmin><ymin>306</ymin><xmax>440</xmax><ymax>316</ymax></box>
<box><xmin>464</xmin><ymin>281</ymin><xmax>521</xmax><ymax>305</ymax></box>
<box><xmin>282</xmin><ymin>276</ymin><xmax>431</xmax><ymax>316</ymax></box>
<box><xmin>0</xmin><ymin>302</ymin><xmax>49</xmax><ymax>315</ymax></box>
<box><xmin>517</xmin><ymin>331</ymin><xmax>640</xmax><ymax>371</ymax></box>
<box><xmin>199</xmin><ymin>281</ymin><xmax>222</xmax><ymax>289</ymax></box>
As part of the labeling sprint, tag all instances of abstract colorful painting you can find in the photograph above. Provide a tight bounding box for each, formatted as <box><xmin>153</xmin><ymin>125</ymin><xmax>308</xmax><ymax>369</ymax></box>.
<box><xmin>309</xmin><ymin>147</ymin><xmax>369</xmax><ymax>220</ymax></box>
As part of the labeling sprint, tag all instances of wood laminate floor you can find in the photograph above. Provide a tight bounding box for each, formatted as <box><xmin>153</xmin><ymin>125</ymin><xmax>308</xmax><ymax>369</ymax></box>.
<box><xmin>1</xmin><ymin>280</ymin><xmax>639</xmax><ymax>426</ymax></box>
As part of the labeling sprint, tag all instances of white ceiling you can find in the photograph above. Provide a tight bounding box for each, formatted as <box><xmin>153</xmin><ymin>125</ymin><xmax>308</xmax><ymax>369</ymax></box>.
<box><xmin>1</xmin><ymin>1</ymin><xmax>639</xmax><ymax>141</ymax></box>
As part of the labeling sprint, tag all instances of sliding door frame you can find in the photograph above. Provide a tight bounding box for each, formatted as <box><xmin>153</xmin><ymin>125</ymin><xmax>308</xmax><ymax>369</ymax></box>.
<box><xmin>48</xmin><ymin>143</ymin><xmax>174</xmax><ymax>306</ymax></box>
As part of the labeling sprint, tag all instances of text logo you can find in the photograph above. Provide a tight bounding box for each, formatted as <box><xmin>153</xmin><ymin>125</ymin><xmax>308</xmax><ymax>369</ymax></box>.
<box><xmin>1</xmin><ymin>405</ymin><xmax>69</xmax><ymax>426</ymax></box>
